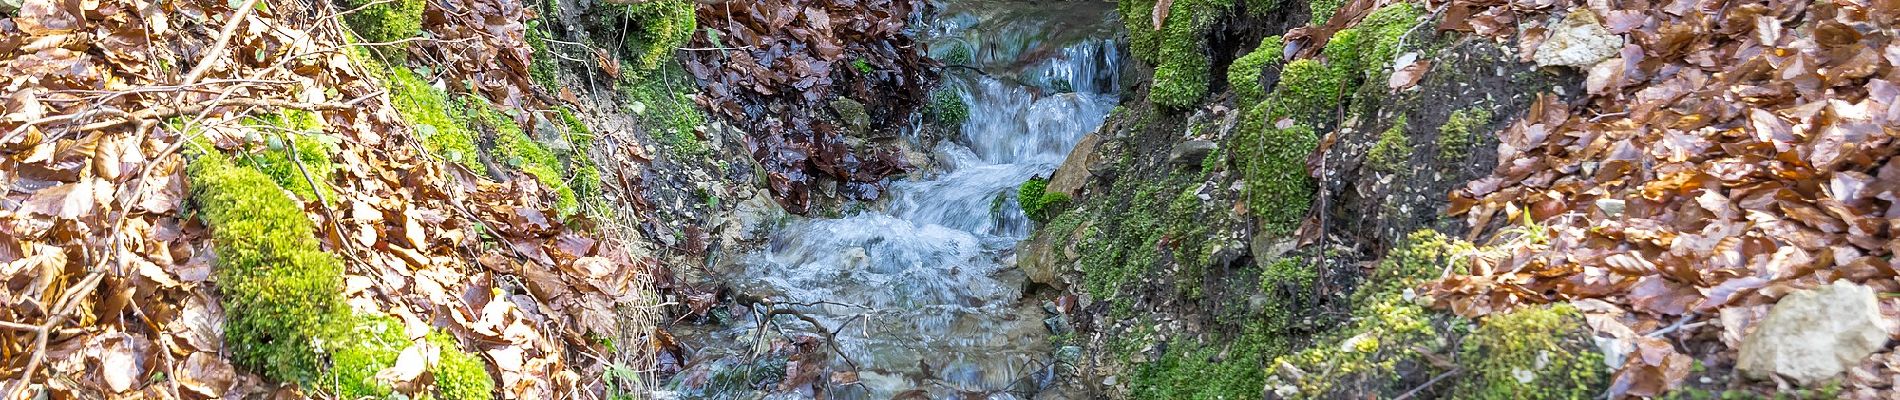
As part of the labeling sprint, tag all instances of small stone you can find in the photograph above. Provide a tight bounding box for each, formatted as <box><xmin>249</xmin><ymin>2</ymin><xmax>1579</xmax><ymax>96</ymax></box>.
<box><xmin>1595</xmin><ymin>198</ymin><xmax>1626</xmax><ymax>217</ymax></box>
<box><xmin>1737</xmin><ymin>281</ymin><xmax>1890</xmax><ymax>386</ymax></box>
<box><xmin>1101</xmin><ymin>376</ymin><xmax>1117</xmax><ymax>386</ymax></box>
<box><xmin>1044</xmin><ymin>315</ymin><xmax>1072</xmax><ymax>335</ymax></box>
<box><xmin>1534</xmin><ymin>9</ymin><xmax>1623</xmax><ymax>69</ymax></box>
<box><xmin>1167</xmin><ymin>140</ymin><xmax>1218</xmax><ymax>167</ymax></box>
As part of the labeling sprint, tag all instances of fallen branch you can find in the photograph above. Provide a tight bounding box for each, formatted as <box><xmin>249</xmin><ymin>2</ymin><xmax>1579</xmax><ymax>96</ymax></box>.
<box><xmin>74</xmin><ymin>96</ymin><xmax>372</xmax><ymax>132</ymax></box>
<box><xmin>180</xmin><ymin>0</ymin><xmax>265</xmax><ymax>87</ymax></box>
<box><xmin>1393</xmin><ymin>368</ymin><xmax>1461</xmax><ymax>400</ymax></box>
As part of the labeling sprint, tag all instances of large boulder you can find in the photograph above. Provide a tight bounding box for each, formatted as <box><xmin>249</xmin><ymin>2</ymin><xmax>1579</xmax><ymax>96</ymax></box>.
<box><xmin>1737</xmin><ymin>281</ymin><xmax>1890</xmax><ymax>386</ymax></box>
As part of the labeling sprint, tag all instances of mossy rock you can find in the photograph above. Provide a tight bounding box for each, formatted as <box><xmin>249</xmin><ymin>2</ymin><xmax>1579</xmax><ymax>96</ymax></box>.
<box><xmin>1366</xmin><ymin>116</ymin><xmax>1409</xmax><ymax>173</ymax></box>
<box><xmin>1454</xmin><ymin>303</ymin><xmax>1608</xmax><ymax>400</ymax></box>
<box><xmin>188</xmin><ymin>151</ymin><xmax>348</xmax><ymax>384</ymax></box>
<box><xmin>329</xmin><ymin>315</ymin><xmax>496</xmax><ymax>400</ymax></box>
<box><xmin>1436</xmin><ymin>106</ymin><xmax>1493</xmax><ymax>162</ymax></box>
<box><xmin>1018</xmin><ymin>176</ymin><xmax>1071</xmax><ymax>223</ymax></box>
<box><xmin>236</xmin><ymin>112</ymin><xmax>338</xmax><ymax>204</ymax></box>
<box><xmin>1234</xmin><ymin>105</ymin><xmax>1317</xmax><ymax>233</ymax></box>
<box><xmin>1228</xmin><ymin>35</ymin><xmax>1285</xmax><ymax>106</ymax></box>
<box><xmin>459</xmin><ymin>95</ymin><xmax>579</xmax><ymax>214</ymax></box>
<box><xmin>926</xmin><ymin>89</ymin><xmax>970</xmax><ymax>127</ymax></box>
<box><xmin>383</xmin><ymin>65</ymin><xmax>488</xmax><ymax>176</ymax></box>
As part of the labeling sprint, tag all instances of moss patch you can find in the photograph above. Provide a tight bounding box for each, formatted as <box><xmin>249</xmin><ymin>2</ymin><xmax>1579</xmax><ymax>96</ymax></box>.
<box><xmin>616</xmin><ymin>63</ymin><xmax>707</xmax><ymax>157</ymax></box>
<box><xmin>343</xmin><ymin>0</ymin><xmax>425</xmax><ymax>44</ymax></box>
<box><xmin>329</xmin><ymin>315</ymin><xmax>412</xmax><ymax>398</ymax></box>
<box><xmin>1454</xmin><ymin>303</ymin><xmax>1607</xmax><ymax>400</ymax></box>
<box><xmin>235</xmin><ymin>111</ymin><xmax>337</xmax><ymax>204</ymax></box>
<box><xmin>926</xmin><ymin>89</ymin><xmax>970</xmax><ymax>127</ymax></box>
<box><xmin>188</xmin><ymin>151</ymin><xmax>347</xmax><ymax>384</ymax></box>
<box><xmin>595</xmin><ymin>0</ymin><xmax>697</xmax><ymax>71</ymax></box>
<box><xmin>1119</xmin><ymin>0</ymin><xmax>1234</xmax><ymax>109</ymax></box>
<box><xmin>1436</xmin><ymin>106</ymin><xmax>1493</xmax><ymax>162</ymax></box>
<box><xmin>1366</xmin><ymin>116</ymin><xmax>1409</xmax><ymax>173</ymax></box>
<box><xmin>430</xmin><ymin>331</ymin><xmax>497</xmax><ymax>400</ymax></box>
<box><xmin>1018</xmin><ymin>177</ymin><xmax>1072</xmax><ymax>224</ymax></box>
<box><xmin>384</xmin><ymin>65</ymin><xmax>488</xmax><ymax>175</ymax></box>
<box><xmin>1227</xmin><ymin>36</ymin><xmax>1284</xmax><ymax>106</ymax></box>
<box><xmin>458</xmin><ymin>95</ymin><xmax>579</xmax><ymax>214</ymax></box>
<box><xmin>1234</xmin><ymin>106</ymin><xmax>1317</xmax><ymax>233</ymax></box>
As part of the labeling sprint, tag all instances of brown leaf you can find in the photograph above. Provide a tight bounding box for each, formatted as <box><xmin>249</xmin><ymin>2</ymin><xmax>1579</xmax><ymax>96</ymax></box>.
<box><xmin>1152</xmin><ymin>0</ymin><xmax>1173</xmax><ymax>30</ymax></box>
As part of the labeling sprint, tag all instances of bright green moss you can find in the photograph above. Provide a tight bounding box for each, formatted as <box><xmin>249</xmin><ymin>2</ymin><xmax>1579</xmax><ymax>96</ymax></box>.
<box><xmin>1234</xmin><ymin>105</ymin><xmax>1317</xmax><ymax>233</ymax></box>
<box><xmin>1437</xmin><ymin>106</ymin><xmax>1493</xmax><ymax>161</ymax></box>
<box><xmin>1308</xmin><ymin>0</ymin><xmax>1346</xmax><ymax>25</ymax></box>
<box><xmin>430</xmin><ymin>331</ymin><xmax>496</xmax><ymax>400</ymax></box>
<box><xmin>1130</xmin><ymin>320</ymin><xmax>1280</xmax><ymax>400</ymax></box>
<box><xmin>1264</xmin><ymin>59</ymin><xmax>1343</xmax><ymax>125</ymax></box>
<box><xmin>460</xmin><ymin>96</ymin><xmax>579</xmax><ymax>214</ymax></box>
<box><xmin>616</xmin><ymin>64</ymin><xmax>707</xmax><ymax>157</ymax></box>
<box><xmin>343</xmin><ymin>0</ymin><xmax>425</xmax><ymax>44</ymax></box>
<box><xmin>1366</xmin><ymin>116</ymin><xmax>1409</xmax><ymax>173</ymax></box>
<box><xmin>385</xmin><ymin>66</ymin><xmax>488</xmax><ymax>175</ymax></box>
<box><xmin>927</xmin><ymin>89</ymin><xmax>970</xmax><ymax>127</ymax></box>
<box><xmin>188</xmin><ymin>151</ymin><xmax>347</xmax><ymax>384</ymax></box>
<box><xmin>1018</xmin><ymin>177</ymin><xmax>1072</xmax><ymax>223</ymax></box>
<box><xmin>597</xmin><ymin>0</ymin><xmax>697</xmax><ymax>70</ymax></box>
<box><xmin>236</xmin><ymin>112</ymin><xmax>337</xmax><ymax>204</ymax></box>
<box><xmin>1320</xmin><ymin>3</ymin><xmax>1425</xmax><ymax>88</ymax></box>
<box><xmin>1228</xmin><ymin>36</ymin><xmax>1284</xmax><ymax>106</ymax></box>
<box><xmin>1147</xmin><ymin>1</ymin><xmax>1218</xmax><ymax>108</ymax></box>
<box><xmin>1454</xmin><ymin>303</ymin><xmax>1607</xmax><ymax>400</ymax></box>
<box><xmin>329</xmin><ymin>315</ymin><xmax>410</xmax><ymax>398</ymax></box>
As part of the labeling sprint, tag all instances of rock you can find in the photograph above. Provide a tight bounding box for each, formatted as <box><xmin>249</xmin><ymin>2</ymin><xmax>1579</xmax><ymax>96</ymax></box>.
<box><xmin>1533</xmin><ymin>9</ymin><xmax>1623</xmax><ymax>69</ymax></box>
<box><xmin>1167</xmin><ymin>140</ymin><xmax>1218</xmax><ymax>167</ymax></box>
<box><xmin>829</xmin><ymin>98</ymin><xmax>873</xmax><ymax>137</ymax></box>
<box><xmin>1047</xmin><ymin>133</ymin><xmax>1102</xmax><ymax>196</ymax></box>
<box><xmin>1737</xmin><ymin>281</ymin><xmax>1890</xmax><ymax>386</ymax></box>
<box><xmin>1044</xmin><ymin>314</ymin><xmax>1072</xmax><ymax>335</ymax></box>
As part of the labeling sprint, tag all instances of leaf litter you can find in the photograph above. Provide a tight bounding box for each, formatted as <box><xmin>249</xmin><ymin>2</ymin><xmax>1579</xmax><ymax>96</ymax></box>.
<box><xmin>0</xmin><ymin>0</ymin><xmax>663</xmax><ymax>397</ymax></box>
<box><xmin>1420</xmin><ymin>0</ymin><xmax>1900</xmax><ymax>396</ymax></box>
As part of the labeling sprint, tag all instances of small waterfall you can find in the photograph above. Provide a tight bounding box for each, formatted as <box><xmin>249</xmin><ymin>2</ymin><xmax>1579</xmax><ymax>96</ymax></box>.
<box><xmin>676</xmin><ymin>2</ymin><xmax>1121</xmax><ymax>399</ymax></box>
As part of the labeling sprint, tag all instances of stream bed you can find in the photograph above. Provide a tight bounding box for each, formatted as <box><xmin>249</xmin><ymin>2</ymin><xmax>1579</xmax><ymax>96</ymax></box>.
<box><xmin>664</xmin><ymin>1</ymin><xmax>1123</xmax><ymax>399</ymax></box>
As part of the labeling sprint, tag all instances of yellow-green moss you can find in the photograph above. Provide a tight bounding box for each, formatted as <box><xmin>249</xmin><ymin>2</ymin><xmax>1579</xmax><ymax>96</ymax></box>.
<box><xmin>328</xmin><ymin>315</ymin><xmax>410</xmax><ymax>398</ymax></box>
<box><xmin>328</xmin><ymin>315</ymin><xmax>496</xmax><ymax>400</ymax></box>
<box><xmin>1308</xmin><ymin>0</ymin><xmax>1346</xmax><ymax>25</ymax></box>
<box><xmin>1120</xmin><ymin>0</ymin><xmax>1237</xmax><ymax>108</ymax></box>
<box><xmin>526</xmin><ymin>19</ymin><xmax>561</xmax><ymax>90</ymax></box>
<box><xmin>1264</xmin><ymin>59</ymin><xmax>1343</xmax><ymax>125</ymax></box>
<box><xmin>596</xmin><ymin>0</ymin><xmax>697</xmax><ymax>71</ymax></box>
<box><xmin>459</xmin><ymin>95</ymin><xmax>579</xmax><ymax>214</ymax></box>
<box><xmin>1266</xmin><ymin>230</ymin><xmax>1472</xmax><ymax>397</ymax></box>
<box><xmin>385</xmin><ymin>66</ymin><xmax>489</xmax><ymax>175</ymax></box>
<box><xmin>1436</xmin><ymin>106</ymin><xmax>1493</xmax><ymax>161</ymax></box>
<box><xmin>1454</xmin><ymin>303</ymin><xmax>1607</xmax><ymax>400</ymax></box>
<box><xmin>615</xmin><ymin>64</ymin><xmax>707</xmax><ymax>157</ymax></box>
<box><xmin>1228</xmin><ymin>36</ymin><xmax>1285</xmax><ymax>106</ymax></box>
<box><xmin>343</xmin><ymin>0</ymin><xmax>425</xmax><ymax>44</ymax></box>
<box><xmin>188</xmin><ymin>151</ymin><xmax>347</xmax><ymax>384</ymax></box>
<box><xmin>1130</xmin><ymin>320</ymin><xmax>1280</xmax><ymax>400</ymax></box>
<box><xmin>429</xmin><ymin>331</ymin><xmax>496</xmax><ymax>400</ymax></box>
<box><xmin>236</xmin><ymin>112</ymin><xmax>337</xmax><ymax>204</ymax></box>
<box><xmin>1234</xmin><ymin>105</ymin><xmax>1317</xmax><ymax>233</ymax></box>
<box><xmin>1366</xmin><ymin>116</ymin><xmax>1408</xmax><ymax>173</ymax></box>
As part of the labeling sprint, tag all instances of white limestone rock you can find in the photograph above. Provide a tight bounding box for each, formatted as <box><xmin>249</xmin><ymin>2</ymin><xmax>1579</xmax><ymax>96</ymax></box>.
<box><xmin>1736</xmin><ymin>281</ymin><xmax>1891</xmax><ymax>386</ymax></box>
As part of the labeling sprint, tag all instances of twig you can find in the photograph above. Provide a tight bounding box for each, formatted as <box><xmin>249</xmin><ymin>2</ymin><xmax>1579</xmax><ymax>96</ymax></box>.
<box><xmin>4</xmin><ymin>271</ymin><xmax>107</xmax><ymax>400</ymax></box>
<box><xmin>281</xmin><ymin>130</ymin><xmax>368</xmax><ymax>266</ymax></box>
<box><xmin>1393</xmin><ymin>368</ymin><xmax>1461</xmax><ymax>400</ymax></box>
<box><xmin>180</xmin><ymin>0</ymin><xmax>266</xmax><ymax>87</ymax></box>
<box><xmin>72</xmin><ymin>96</ymin><xmax>372</xmax><ymax>132</ymax></box>
<box><xmin>1645</xmin><ymin>312</ymin><xmax>1700</xmax><ymax>338</ymax></box>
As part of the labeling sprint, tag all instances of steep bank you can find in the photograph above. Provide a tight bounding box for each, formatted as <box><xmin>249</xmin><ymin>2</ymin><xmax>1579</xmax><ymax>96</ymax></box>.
<box><xmin>1018</xmin><ymin>0</ymin><xmax>1898</xmax><ymax>398</ymax></box>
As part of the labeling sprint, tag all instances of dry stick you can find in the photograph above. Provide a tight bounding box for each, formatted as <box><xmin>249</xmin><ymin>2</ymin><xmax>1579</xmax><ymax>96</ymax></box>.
<box><xmin>282</xmin><ymin>130</ymin><xmax>369</xmax><ymax>266</ymax></box>
<box><xmin>4</xmin><ymin>271</ymin><xmax>107</xmax><ymax>400</ymax></box>
<box><xmin>180</xmin><ymin>0</ymin><xmax>266</xmax><ymax>88</ymax></box>
<box><xmin>74</xmin><ymin>98</ymin><xmax>362</xmax><ymax>132</ymax></box>
<box><xmin>1392</xmin><ymin>368</ymin><xmax>1462</xmax><ymax>400</ymax></box>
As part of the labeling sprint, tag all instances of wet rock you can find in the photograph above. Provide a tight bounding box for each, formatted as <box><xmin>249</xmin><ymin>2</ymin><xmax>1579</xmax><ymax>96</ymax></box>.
<box><xmin>1533</xmin><ymin>9</ymin><xmax>1622</xmax><ymax>69</ymax></box>
<box><xmin>1045</xmin><ymin>314</ymin><xmax>1072</xmax><ymax>335</ymax></box>
<box><xmin>830</xmin><ymin>98</ymin><xmax>873</xmax><ymax>137</ymax></box>
<box><xmin>1047</xmin><ymin>133</ymin><xmax>1101</xmax><ymax>196</ymax></box>
<box><xmin>1737</xmin><ymin>281</ymin><xmax>1890</xmax><ymax>386</ymax></box>
<box><xmin>1167</xmin><ymin>140</ymin><xmax>1218</xmax><ymax>167</ymax></box>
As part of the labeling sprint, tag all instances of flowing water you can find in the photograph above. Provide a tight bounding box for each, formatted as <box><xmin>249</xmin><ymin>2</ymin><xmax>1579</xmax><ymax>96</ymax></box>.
<box><xmin>668</xmin><ymin>2</ymin><xmax>1122</xmax><ymax>398</ymax></box>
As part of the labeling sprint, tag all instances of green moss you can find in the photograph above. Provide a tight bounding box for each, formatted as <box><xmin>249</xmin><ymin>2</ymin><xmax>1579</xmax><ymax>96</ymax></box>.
<box><xmin>1454</xmin><ymin>303</ymin><xmax>1606</xmax><ymax>399</ymax></box>
<box><xmin>1227</xmin><ymin>36</ymin><xmax>1285</xmax><ymax>106</ymax></box>
<box><xmin>188</xmin><ymin>151</ymin><xmax>347</xmax><ymax>384</ymax></box>
<box><xmin>616</xmin><ymin>63</ymin><xmax>707</xmax><ymax>157</ymax></box>
<box><xmin>1119</xmin><ymin>0</ymin><xmax>1236</xmax><ymax>108</ymax></box>
<box><xmin>526</xmin><ymin>20</ymin><xmax>561</xmax><ymax>90</ymax></box>
<box><xmin>1264</xmin><ymin>59</ymin><xmax>1343</xmax><ymax>125</ymax></box>
<box><xmin>1366</xmin><ymin>116</ymin><xmax>1409</xmax><ymax>173</ymax></box>
<box><xmin>385</xmin><ymin>66</ymin><xmax>488</xmax><ymax>175</ymax></box>
<box><xmin>596</xmin><ymin>0</ymin><xmax>697</xmax><ymax>71</ymax></box>
<box><xmin>460</xmin><ymin>96</ymin><xmax>579</xmax><ymax>214</ymax></box>
<box><xmin>429</xmin><ymin>332</ymin><xmax>496</xmax><ymax>400</ymax></box>
<box><xmin>1234</xmin><ymin>105</ymin><xmax>1317</xmax><ymax>233</ymax></box>
<box><xmin>1129</xmin><ymin>320</ymin><xmax>1280</xmax><ymax>400</ymax></box>
<box><xmin>1437</xmin><ymin>106</ymin><xmax>1493</xmax><ymax>161</ymax></box>
<box><xmin>1308</xmin><ymin>0</ymin><xmax>1346</xmax><ymax>25</ymax></box>
<box><xmin>1018</xmin><ymin>177</ymin><xmax>1072</xmax><ymax>223</ymax></box>
<box><xmin>235</xmin><ymin>112</ymin><xmax>337</xmax><ymax>204</ymax></box>
<box><xmin>328</xmin><ymin>315</ymin><xmax>410</xmax><ymax>398</ymax></box>
<box><xmin>926</xmin><ymin>89</ymin><xmax>970</xmax><ymax>127</ymax></box>
<box><xmin>343</xmin><ymin>0</ymin><xmax>425</xmax><ymax>44</ymax></box>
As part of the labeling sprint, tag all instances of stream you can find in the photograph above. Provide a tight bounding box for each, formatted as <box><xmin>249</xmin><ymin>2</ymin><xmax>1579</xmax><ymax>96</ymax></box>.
<box><xmin>664</xmin><ymin>1</ymin><xmax>1123</xmax><ymax>399</ymax></box>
